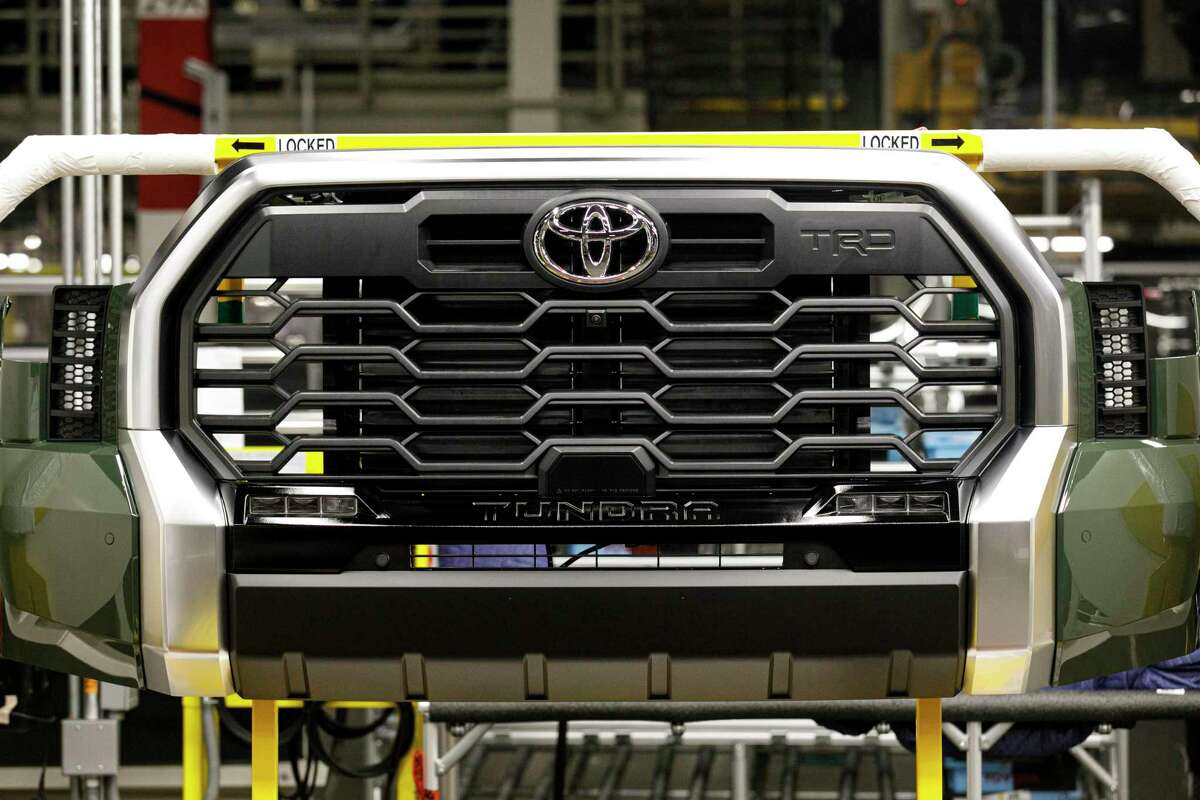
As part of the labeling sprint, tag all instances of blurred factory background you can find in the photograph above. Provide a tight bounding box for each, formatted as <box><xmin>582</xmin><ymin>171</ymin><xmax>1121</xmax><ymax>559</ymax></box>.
<box><xmin>0</xmin><ymin>1</ymin><xmax>1197</xmax><ymax>798</ymax></box>
<box><xmin>0</xmin><ymin>0</ymin><xmax>1196</xmax><ymax>361</ymax></box>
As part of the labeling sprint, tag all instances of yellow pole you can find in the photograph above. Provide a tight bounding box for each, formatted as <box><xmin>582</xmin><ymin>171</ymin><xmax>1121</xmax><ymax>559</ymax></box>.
<box><xmin>395</xmin><ymin>705</ymin><xmax>423</xmax><ymax>800</ymax></box>
<box><xmin>182</xmin><ymin>697</ymin><xmax>204</xmax><ymax>800</ymax></box>
<box><xmin>915</xmin><ymin>698</ymin><xmax>944</xmax><ymax>800</ymax></box>
<box><xmin>251</xmin><ymin>700</ymin><xmax>279</xmax><ymax>800</ymax></box>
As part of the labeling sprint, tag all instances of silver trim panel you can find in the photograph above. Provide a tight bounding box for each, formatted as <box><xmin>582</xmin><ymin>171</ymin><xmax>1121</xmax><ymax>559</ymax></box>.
<box><xmin>119</xmin><ymin>428</ymin><xmax>233</xmax><ymax>696</ymax></box>
<box><xmin>964</xmin><ymin>425</ymin><xmax>1074</xmax><ymax>694</ymax></box>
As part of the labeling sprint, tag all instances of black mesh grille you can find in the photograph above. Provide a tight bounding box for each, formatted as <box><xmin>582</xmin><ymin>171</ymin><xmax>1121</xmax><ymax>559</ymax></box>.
<box><xmin>1085</xmin><ymin>283</ymin><xmax>1150</xmax><ymax>438</ymax></box>
<box><xmin>48</xmin><ymin>286</ymin><xmax>108</xmax><ymax>442</ymax></box>
<box><xmin>192</xmin><ymin>275</ymin><xmax>1003</xmax><ymax>481</ymax></box>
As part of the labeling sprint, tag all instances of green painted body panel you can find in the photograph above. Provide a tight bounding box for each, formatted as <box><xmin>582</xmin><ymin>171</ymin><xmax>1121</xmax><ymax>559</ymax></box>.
<box><xmin>0</xmin><ymin>286</ymin><xmax>141</xmax><ymax>685</ymax></box>
<box><xmin>1152</xmin><ymin>355</ymin><xmax>1200</xmax><ymax>439</ymax></box>
<box><xmin>0</xmin><ymin>440</ymin><xmax>140</xmax><ymax>684</ymax></box>
<box><xmin>1054</xmin><ymin>283</ymin><xmax>1200</xmax><ymax>684</ymax></box>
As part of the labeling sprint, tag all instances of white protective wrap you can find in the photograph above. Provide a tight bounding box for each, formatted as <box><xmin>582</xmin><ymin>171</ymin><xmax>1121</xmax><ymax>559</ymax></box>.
<box><xmin>0</xmin><ymin>129</ymin><xmax>1199</xmax><ymax>227</ymax></box>
<box><xmin>980</xmin><ymin>127</ymin><xmax>1200</xmax><ymax>223</ymax></box>
<box><xmin>0</xmin><ymin>133</ymin><xmax>216</xmax><ymax>225</ymax></box>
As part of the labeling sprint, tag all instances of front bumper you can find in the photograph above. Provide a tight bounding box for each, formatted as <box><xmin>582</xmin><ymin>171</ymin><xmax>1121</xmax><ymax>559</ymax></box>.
<box><xmin>124</xmin><ymin>425</ymin><xmax>1074</xmax><ymax>699</ymax></box>
<box><xmin>230</xmin><ymin>569</ymin><xmax>966</xmax><ymax>701</ymax></box>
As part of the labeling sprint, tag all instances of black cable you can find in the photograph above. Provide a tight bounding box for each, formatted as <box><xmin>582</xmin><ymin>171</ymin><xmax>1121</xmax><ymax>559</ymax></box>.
<box><xmin>218</xmin><ymin>703</ymin><xmax>304</xmax><ymax>747</ymax></box>
<box><xmin>284</xmin><ymin>711</ymin><xmax>319</xmax><ymax>800</ymax></box>
<box><xmin>31</xmin><ymin>714</ymin><xmax>54</xmax><ymax>800</ymax></box>
<box><xmin>307</xmin><ymin>703</ymin><xmax>415</xmax><ymax>781</ymax></box>
<box><xmin>559</xmin><ymin>545</ymin><xmax>610</xmax><ymax>569</ymax></box>
<box><xmin>311</xmin><ymin>705</ymin><xmax>395</xmax><ymax>739</ymax></box>
<box><xmin>553</xmin><ymin>721</ymin><xmax>569</xmax><ymax>800</ymax></box>
<box><xmin>11</xmin><ymin>711</ymin><xmax>57</xmax><ymax>725</ymax></box>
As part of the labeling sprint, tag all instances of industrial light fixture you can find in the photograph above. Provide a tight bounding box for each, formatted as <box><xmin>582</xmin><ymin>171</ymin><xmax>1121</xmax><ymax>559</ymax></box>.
<box><xmin>1028</xmin><ymin>235</ymin><xmax>1114</xmax><ymax>254</ymax></box>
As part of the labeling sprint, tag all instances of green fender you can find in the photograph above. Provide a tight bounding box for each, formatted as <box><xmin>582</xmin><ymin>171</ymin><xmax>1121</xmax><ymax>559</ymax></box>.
<box><xmin>0</xmin><ymin>286</ymin><xmax>140</xmax><ymax>685</ymax></box>
<box><xmin>1055</xmin><ymin>284</ymin><xmax>1200</xmax><ymax>684</ymax></box>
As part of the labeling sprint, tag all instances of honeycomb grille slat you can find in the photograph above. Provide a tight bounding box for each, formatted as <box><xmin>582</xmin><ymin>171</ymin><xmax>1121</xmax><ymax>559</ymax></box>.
<box><xmin>1085</xmin><ymin>283</ymin><xmax>1151</xmax><ymax>438</ymax></box>
<box><xmin>48</xmin><ymin>286</ymin><xmax>109</xmax><ymax>442</ymax></box>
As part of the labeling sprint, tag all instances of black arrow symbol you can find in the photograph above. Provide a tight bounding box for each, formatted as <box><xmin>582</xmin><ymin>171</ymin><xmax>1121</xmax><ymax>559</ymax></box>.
<box><xmin>931</xmin><ymin>135</ymin><xmax>965</xmax><ymax>149</ymax></box>
<box><xmin>232</xmin><ymin>138</ymin><xmax>266</xmax><ymax>152</ymax></box>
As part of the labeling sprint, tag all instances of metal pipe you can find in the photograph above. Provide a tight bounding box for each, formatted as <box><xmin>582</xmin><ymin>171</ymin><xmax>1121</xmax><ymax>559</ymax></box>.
<box><xmin>27</xmin><ymin>0</ymin><xmax>42</xmax><ymax>109</ymax></box>
<box><xmin>104</xmin><ymin>770</ymin><xmax>119</xmax><ymax>800</ymax></box>
<box><xmin>835</xmin><ymin>751</ymin><xmax>859</xmax><ymax>800</ymax></box>
<box><xmin>979</xmin><ymin>723</ymin><xmax>1013</xmax><ymax>751</ymax></box>
<box><xmin>1014</xmin><ymin>214</ymin><xmax>1077</xmax><ymax>229</ymax></box>
<box><xmin>649</xmin><ymin>739</ymin><xmax>678</xmax><ymax>800</ymax></box>
<box><xmin>458</xmin><ymin>741</ymin><xmax>489</xmax><ymax>800</ymax></box>
<box><xmin>427</xmin><ymin>690</ymin><xmax>1200</xmax><ymax>724</ymax></box>
<box><xmin>1081</xmin><ymin>178</ymin><xmax>1104</xmax><ymax>282</ymax></box>
<box><xmin>1116</xmin><ymin>728</ymin><xmax>1130</xmax><ymax>800</ymax></box>
<box><xmin>437</xmin><ymin>723</ymin><xmax>493</xmax><ymax>775</ymax></box>
<box><xmin>79</xmin><ymin>0</ymin><xmax>97</xmax><ymax>282</ymax></box>
<box><xmin>423</xmin><ymin>714</ymin><xmax>441</xmax><ymax>797</ymax></box>
<box><xmin>873</xmin><ymin>746</ymin><xmax>894</xmax><ymax>800</ymax></box>
<box><xmin>779</xmin><ymin>749</ymin><xmax>799</xmax><ymax>800</ymax></box>
<box><xmin>568</xmin><ymin>735</ymin><xmax>600</xmax><ymax>795</ymax></box>
<box><xmin>201</xmin><ymin>699</ymin><xmax>221</xmax><ymax>800</ymax></box>
<box><xmin>597</xmin><ymin>737</ymin><xmax>634</xmax><ymax>800</ymax></box>
<box><xmin>93</xmin><ymin>0</ymin><xmax>103</xmax><ymax>280</ymax></box>
<box><xmin>687</xmin><ymin>746</ymin><xmax>715</xmax><ymax>800</ymax></box>
<box><xmin>1041</xmin><ymin>0</ymin><xmax>1058</xmax><ymax>214</ymax></box>
<box><xmin>495</xmin><ymin>746</ymin><xmax>534</xmax><ymax>800</ymax></box>
<box><xmin>730</xmin><ymin>742</ymin><xmax>749</xmax><ymax>800</ymax></box>
<box><xmin>819</xmin><ymin>0</ymin><xmax>833</xmax><ymax>129</ymax></box>
<box><xmin>940</xmin><ymin>723</ymin><xmax>966</xmax><ymax>751</ymax></box>
<box><xmin>60</xmin><ymin>0</ymin><xmax>75</xmax><ymax>284</ymax></box>
<box><xmin>106</xmin><ymin>0</ymin><xmax>122</xmax><ymax>284</ymax></box>
<box><xmin>964</xmin><ymin>722</ymin><xmax>982</xmax><ymax>800</ymax></box>
<box><xmin>82</xmin><ymin>679</ymin><xmax>102</xmax><ymax>800</ymax></box>
<box><xmin>68</xmin><ymin>676</ymin><xmax>81</xmax><ymax>800</ymax></box>
<box><xmin>609</xmin><ymin>0</ymin><xmax>624</xmax><ymax>111</ymax></box>
<box><xmin>300</xmin><ymin>64</ymin><xmax>315</xmax><ymax>133</ymax></box>
<box><xmin>1070</xmin><ymin>744</ymin><xmax>1118</xmax><ymax>793</ymax></box>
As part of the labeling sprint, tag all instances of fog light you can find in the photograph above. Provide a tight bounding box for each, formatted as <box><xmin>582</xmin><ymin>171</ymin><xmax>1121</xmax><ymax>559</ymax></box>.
<box><xmin>828</xmin><ymin>491</ymin><xmax>948</xmax><ymax>518</ymax></box>
<box><xmin>248</xmin><ymin>494</ymin><xmax>359</xmax><ymax>519</ymax></box>
<box><xmin>248</xmin><ymin>496</ymin><xmax>286</xmax><ymax>516</ymax></box>
<box><xmin>286</xmin><ymin>496</ymin><xmax>321</xmax><ymax>515</ymax></box>
<box><xmin>320</xmin><ymin>496</ymin><xmax>359</xmax><ymax>517</ymax></box>
<box><xmin>874</xmin><ymin>493</ymin><xmax>908</xmax><ymax>513</ymax></box>
<box><xmin>835</xmin><ymin>494</ymin><xmax>873</xmax><ymax>514</ymax></box>
<box><xmin>909</xmin><ymin>493</ymin><xmax>948</xmax><ymax>514</ymax></box>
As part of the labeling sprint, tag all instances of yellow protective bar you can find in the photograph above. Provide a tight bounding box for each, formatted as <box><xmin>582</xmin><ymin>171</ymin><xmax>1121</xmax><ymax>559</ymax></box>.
<box><xmin>915</xmin><ymin>698</ymin><xmax>944</xmax><ymax>800</ymax></box>
<box><xmin>225</xmin><ymin>692</ymin><xmax>392</xmax><ymax>710</ymax></box>
<box><xmin>212</xmin><ymin>130</ymin><xmax>986</xmax><ymax>168</ymax></box>
<box><xmin>182</xmin><ymin>697</ymin><xmax>204</xmax><ymax>800</ymax></box>
<box><xmin>251</xmin><ymin>700</ymin><xmax>279</xmax><ymax>800</ymax></box>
